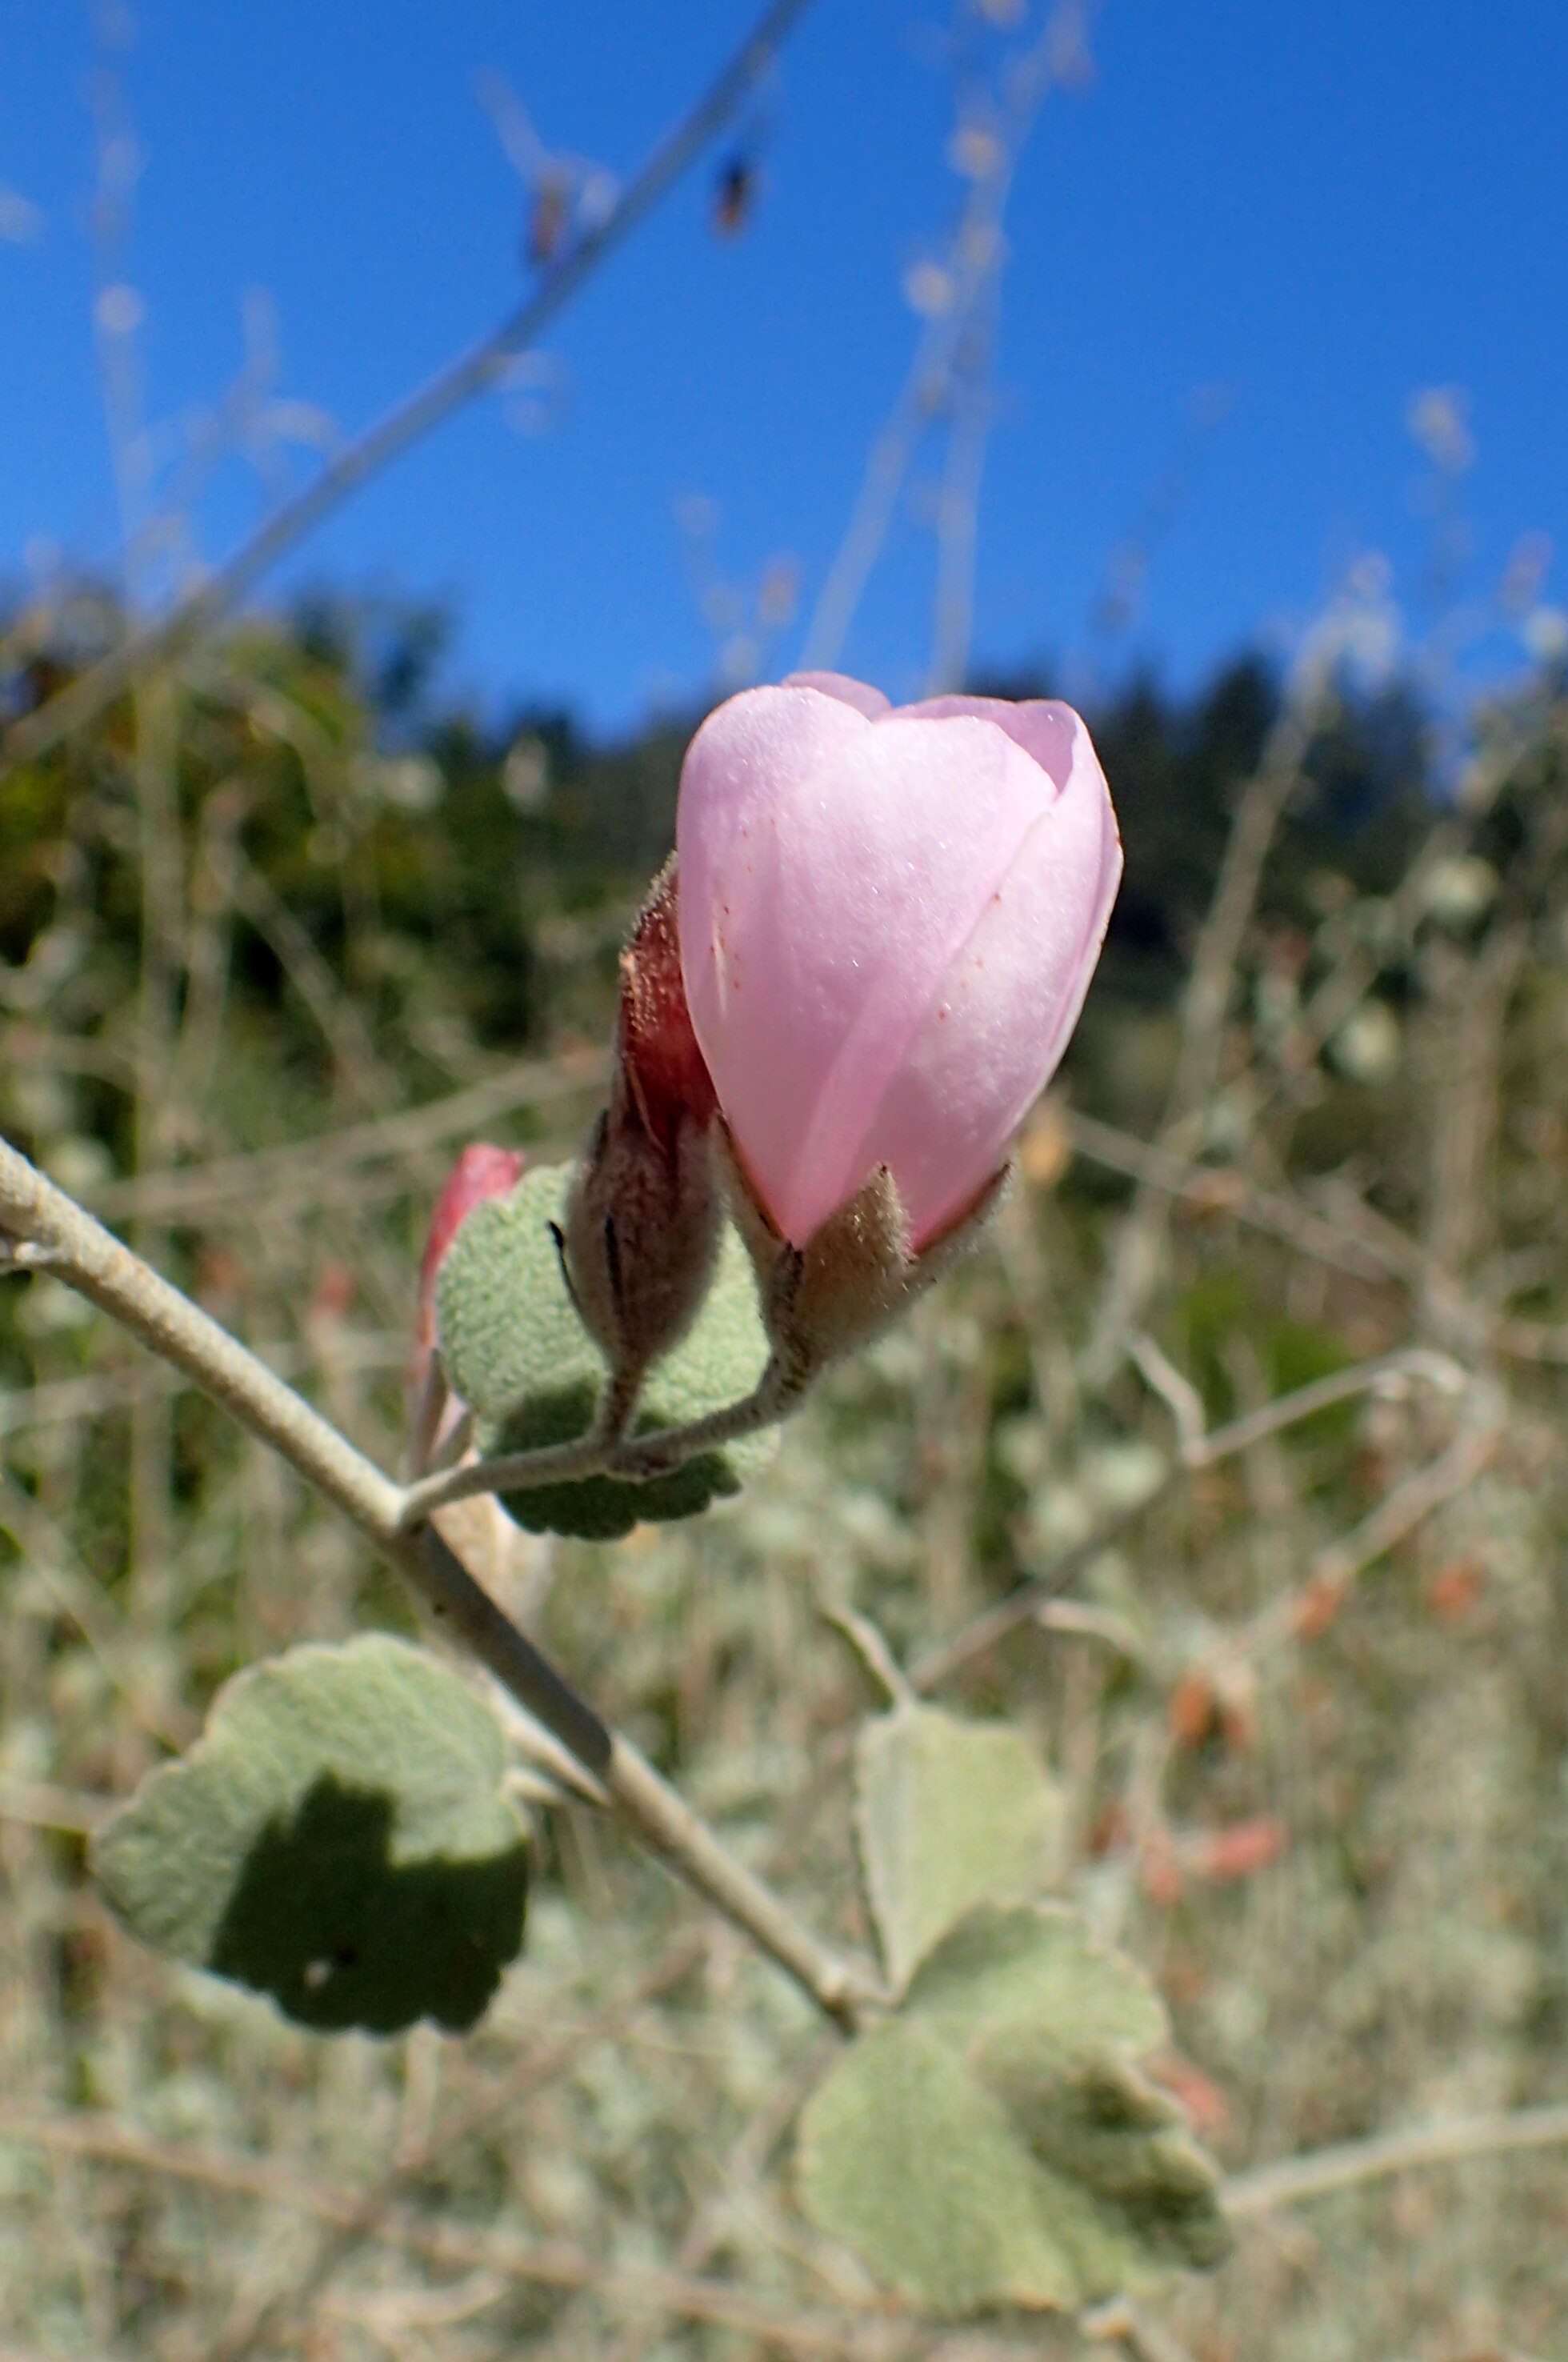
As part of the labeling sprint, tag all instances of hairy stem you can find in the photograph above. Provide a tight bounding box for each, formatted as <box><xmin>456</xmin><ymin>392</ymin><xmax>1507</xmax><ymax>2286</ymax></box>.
<box><xmin>0</xmin><ymin>1134</ymin><xmax>876</xmax><ymax>2030</ymax></box>
<box><xmin>397</xmin><ymin>1359</ymin><xmax>801</xmax><ymax>1528</ymax></box>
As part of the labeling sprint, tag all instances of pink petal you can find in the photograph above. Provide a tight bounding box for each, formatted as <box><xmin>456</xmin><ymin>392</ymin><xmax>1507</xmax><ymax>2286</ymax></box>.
<box><xmin>892</xmin><ymin>695</ymin><xmax>1080</xmax><ymax>790</ymax></box>
<box><xmin>678</xmin><ymin>684</ymin><xmax>871</xmax><ymax>1072</ymax></box>
<box><xmin>780</xmin><ymin>670</ymin><xmax>892</xmax><ymax>718</ymax></box>
<box><xmin>858</xmin><ymin>715</ymin><xmax>1122</xmax><ymax>1244</ymax></box>
<box><xmin>683</xmin><ymin>703</ymin><xmax>1058</xmax><ymax>1244</ymax></box>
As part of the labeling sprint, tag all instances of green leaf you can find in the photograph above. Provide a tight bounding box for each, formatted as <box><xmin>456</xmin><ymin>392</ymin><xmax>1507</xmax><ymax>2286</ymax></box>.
<box><xmin>435</xmin><ymin>1164</ymin><xmax>774</xmax><ymax>1539</ymax></box>
<box><xmin>974</xmin><ymin>2024</ymin><xmax>1234</xmax><ymax>2277</ymax></box>
<box><xmin>797</xmin><ymin>2018</ymin><xmax>1078</xmax><ymax>2313</ymax></box>
<box><xmin>906</xmin><ymin>1901</ymin><xmax>1164</xmax><ymax>2054</ymax></box>
<box><xmin>798</xmin><ymin>1904</ymin><xmax>1230</xmax><ymax>2316</ymax></box>
<box><xmin>856</xmin><ymin>1704</ymin><xmax>1063</xmax><ymax>1992</ymax></box>
<box><xmin>94</xmin><ymin>1635</ymin><xmax>527</xmax><ymax>2035</ymax></box>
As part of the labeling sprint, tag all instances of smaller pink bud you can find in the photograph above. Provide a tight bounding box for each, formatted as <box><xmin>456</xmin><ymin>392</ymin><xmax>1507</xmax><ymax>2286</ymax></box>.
<box><xmin>416</xmin><ymin>1143</ymin><xmax>529</xmax><ymax>1357</ymax></box>
<box><xmin>410</xmin><ymin>1143</ymin><xmax>526</xmax><ymax>1469</ymax></box>
<box><xmin>675</xmin><ymin>672</ymin><xmax>1122</xmax><ymax>1254</ymax></box>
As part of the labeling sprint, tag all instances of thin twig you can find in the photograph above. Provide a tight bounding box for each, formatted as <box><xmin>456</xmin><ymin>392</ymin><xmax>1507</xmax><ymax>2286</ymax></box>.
<box><xmin>397</xmin><ymin>1359</ymin><xmax>798</xmax><ymax>1527</ymax></box>
<box><xmin>820</xmin><ymin>1603</ymin><xmax>914</xmax><ymax>1708</ymax></box>
<box><xmin>1127</xmin><ymin>1331</ymin><xmax>1206</xmax><ymax>1457</ymax></box>
<box><xmin>1082</xmin><ymin>2300</ymin><xmax>1200</xmax><ymax>2362</ymax></box>
<box><xmin>0</xmin><ymin>1133</ymin><xmax>878</xmax><ymax>2029</ymax></box>
<box><xmin>206</xmin><ymin>1935</ymin><xmax>715</xmax><ymax>2362</ymax></box>
<box><xmin>1223</xmin><ymin>2102</ymin><xmax>1568</xmax><ymax>2219</ymax></box>
<box><xmin>1238</xmin><ymin>1380</ymin><xmax>1503</xmax><ymax>1659</ymax></box>
<box><xmin>0</xmin><ymin>1779</ymin><xmax>111</xmax><ymax>1837</ymax></box>
<box><xmin>801</xmin><ymin>13</ymin><xmax>1065</xmax><ymax>677</ymax></box>
<box><xmin>1084</xmin><ymin>703</ymin><xmax>1318</xmax><ymax>1381</ymax></box>
<box><xmin>1</xmin><ymin>0</ymin><xmax>818</xmax><ymax>777</ymax></box>
<box><xmin>226</xmin><ymin>842</ymin><xmax>398</xmax><ymax>1111</ymax></box>
<box><xmin>0</xmin><ymin>1467</ymin><xmax>196</xmax><ymax>1751</ymax></box>
<box><xmin>82</xmin><ymin>1047</ymin><xmax>605</xmax><ymax>1226</ymax></box>
<box><xmin>1062</xmin><ymin>1109</ymin><xmax>1401</xmax><ymax>1284</ymax></box>
<box><xmin>0</xmin><ymin>2115</ymin><xmax>914</xmax><ymax>2362</ymax></box>
<box><xmin>0</xmin><ymin>1330</ymin><xmax>405</xmax><ymax>1438</ymax></box>
<box><xmin>12</xmin><ymin>2105</ymin><xmax>1074</xmax><ymax>2360</ymax></box>
<box><xmin>910</xmin><ymin>1347</ymin><xmax>1474</xmax><ymax>1691</ymax></box>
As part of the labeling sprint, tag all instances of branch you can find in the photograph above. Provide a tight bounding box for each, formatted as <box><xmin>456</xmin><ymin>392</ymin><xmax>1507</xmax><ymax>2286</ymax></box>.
<box><xmin>84</xmin><ymin>1047</ymin><xmax>604</xmax><ymax>1227</ymax></box>
<box><xmin>1237</xmin><ymin>1379</ymin><xmax>1502</xmax><ymax>1659</ymax></box>
<box><xmin>2</xmin><ymin>2114</ymin><xmax>930</xmax><ymax>2362</ymax></box>
<box><xmin>1083</xmin><ymin>703</ymin><xmax>1318</xmax><ymax>1381</ymax></box>
<box><xmin>396</xmin><ymin>1360</ymin><xmax>801</xmax><ymax>1527</ymax></box>
<box><xmin>1062</xmin><ymin>1108</ymin><xmax>1403</xmax><ymax>1284</ymax></box>
<box><xmin>0</xmin><ymin>1132</ymin><xmax>878</xmax><ymax>2032</ymax></box>
<box><xmin>1223</xmin><ymin>2102</ymin><xmax>1568</xmax><ymax>2219</ymax></box>
<box><xmin>1</xmin><ymin>0</ymin><xmax>818</xmax><ymax>777</ymax></box>
<box><xmin>910</xmin><ymin>1346</ymin><xmax>1475</xmax><ymax>1691</ymax></box>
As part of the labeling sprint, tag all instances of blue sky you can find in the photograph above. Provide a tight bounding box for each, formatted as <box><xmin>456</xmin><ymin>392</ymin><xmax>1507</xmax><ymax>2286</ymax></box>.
<box><xmin>2</xmin><ymin>0</ymin><xmax>1564</xmax><ymax>733</ymax></box>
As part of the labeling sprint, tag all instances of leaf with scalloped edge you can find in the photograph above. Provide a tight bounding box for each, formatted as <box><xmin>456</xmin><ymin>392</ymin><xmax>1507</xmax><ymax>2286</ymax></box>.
<box><xmin>905</xmin><ymin>1900</ymin><xmax>1165</xmax><ymax>2052</ymax></box>
<box><xmin>94</xmin><ymin>1635</ymin><xmax>526</xmax><ymax>2035</ymax></box>
<box><xmin>435</xmin><ymin>1164</ymin><xmax>773</xmax><ymax>1539</ymax></box>
<box><xmin>856</xmin><ymin>1703</ymin><xmax>1064</xmax><ymax>1992</ymax></box>
<box><xmin>797</xmin><ymin>1903</ymin><xmax>1229</xmax><ymax>2316</ymax></box>
<box><xmin>797</xmin><ymin>2016</ymin><xmax>1079</xmax><ymax>2313</ymax></box>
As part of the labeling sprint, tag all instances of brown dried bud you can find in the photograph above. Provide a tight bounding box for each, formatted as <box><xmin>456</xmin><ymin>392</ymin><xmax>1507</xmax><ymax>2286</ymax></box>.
<box><xmin>719</xmin><ymin>1124</ymin><xmax>1007</xmax><ymax>1388</ymax></box>
<box><xmin>559</xmin><ymin>860</ymin><xmax>721</xmax><ymax>1391</ymax></box>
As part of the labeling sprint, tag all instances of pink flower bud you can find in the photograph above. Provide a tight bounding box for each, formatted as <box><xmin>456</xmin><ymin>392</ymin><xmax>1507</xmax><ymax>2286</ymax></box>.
<box><xmin>414</xmin><ymin>1142</ymin><xmax>527</xmax><ymax>1374</ymax></box>
<box><xmin>409</xmin><ymin>1142</ymin><xmax>526</xmax><ymax>1472</ymax></box>
<box><xmin>675</xmin><ymin>672</ymin><xmax>1122</xmax><ymax>1251</ymax></box>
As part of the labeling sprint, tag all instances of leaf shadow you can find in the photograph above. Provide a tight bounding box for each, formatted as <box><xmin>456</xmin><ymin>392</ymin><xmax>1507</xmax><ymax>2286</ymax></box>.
<box><xmin>208</xmin><ymin>1773</ymin><xmax>526</xmax><ymax>2035</ymax></box>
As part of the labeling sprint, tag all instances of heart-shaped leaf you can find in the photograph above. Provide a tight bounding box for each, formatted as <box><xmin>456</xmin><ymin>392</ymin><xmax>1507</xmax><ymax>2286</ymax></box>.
<box><xmin>94</xmin><ymin>1635</ymin><xmax>527</xmax><ymax>2035</ymax></box>
<box><xmin>798</xmin><ymin>1904</ymin><xmax>1229</xmax><ymax>2316</ymax></box>
<box><xmin>436</xmin><ymin>1165</ymin><xmax>773</xmax><ymax>1539</ymax></box>
<box><xmin>856</xmin><ymin>1704</ymin><xmax>1064</xmax><ymax>1992</ymax></box>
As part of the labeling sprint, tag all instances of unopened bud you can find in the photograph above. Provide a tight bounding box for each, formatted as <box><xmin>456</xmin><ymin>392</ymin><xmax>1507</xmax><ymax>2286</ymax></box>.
<box><xmin>410</xmin><ymin>1141</ymin><xmax>526</xmax><ymax>1469</ymax></box>
<box><xmin>720</xmin><ymin>1125</ymin><xmax>1006</xmax><ymax>1388</ymax></box>
<box><xmin>676</xmin><ymin>675</ymin><xmax>1119</xmax><ymax>1255</ymax></box>
<box><xmin>559</xmin><ymin>860</ymin><xmax>721</xmax><ymax>1395</ymax></box>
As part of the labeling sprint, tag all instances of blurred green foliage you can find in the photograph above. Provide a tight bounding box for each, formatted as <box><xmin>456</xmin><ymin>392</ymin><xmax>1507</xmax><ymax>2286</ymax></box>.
<box><xmin>2</xmin><ymin>588</ymin><xmax>1567</xmax><ymax>2357</ymax></box>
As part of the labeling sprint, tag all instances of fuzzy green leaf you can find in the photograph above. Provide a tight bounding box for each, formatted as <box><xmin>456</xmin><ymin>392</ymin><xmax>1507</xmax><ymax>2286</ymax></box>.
<box><xmin>94</xmin><ymin>1635</ymin><xmax>527</xmax><ymax>2035</ymax></box>
<box><xmin>856</xmin><ymin>1704</ymin><xmax>1064</xmax><ymax>1992</ymax></box>
<box><xmin>797</xmin><ymin>2017</ymin><xmax>1078</xmax><ymax>2313</ymax></box>
<box><xmin>798</xmin><ymin>1903</ymin><xmax>1229</xmax><ymax>2316</ymax></box>
<box><xmin>435</xmin><ymin>1164</ymin><xmax>773</xmax><ymax>1539</ymax></box>
<box><xmin>906</xmin><ymin>1901</ymin><xmax>1165</xmax><ymax>2052</ymax></box>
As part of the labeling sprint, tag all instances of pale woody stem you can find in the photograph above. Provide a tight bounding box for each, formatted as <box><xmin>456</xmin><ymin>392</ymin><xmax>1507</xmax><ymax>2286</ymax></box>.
<box><xmin>0</xmin><ymin>1135</ymin><xmax>875</xmax><ymax>2032</ymax></box>
<box><xmin>395</xmin><ymin>1362</ymin><xmax>802</xmax><ymax>1531</ymax></box>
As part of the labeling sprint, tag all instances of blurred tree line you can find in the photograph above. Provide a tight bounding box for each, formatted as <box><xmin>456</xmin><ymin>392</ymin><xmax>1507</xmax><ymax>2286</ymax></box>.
<box><xmin>1</xmin><ymin>585</ymin><xmax>1442</xmax><ymax>1119</ymax></box>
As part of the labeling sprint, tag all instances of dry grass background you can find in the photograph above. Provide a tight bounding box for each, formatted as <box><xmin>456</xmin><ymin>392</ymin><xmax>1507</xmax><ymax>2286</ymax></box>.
<box><xmin>3</xmin><ymin>1</ymin><xmax>1568</xmax><ymax>2348</ymax></box>
<box><xmin>0</xmin><ymin>599</ymin><xmax>1565</xmax><ymax>2362</ymax></box>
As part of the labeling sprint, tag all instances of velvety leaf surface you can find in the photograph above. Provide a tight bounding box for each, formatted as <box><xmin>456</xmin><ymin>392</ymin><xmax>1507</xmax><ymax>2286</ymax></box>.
<box><xmin>94</xmin><ymin>1635</ymin><xmax>527</xmax><ymax>2034</ymax></box>
<box><xmin>856</xmin><ymin>1703</ymin><xmax>1063</xmax><ymax>1991</ymax></box>
<box><xmin>796</xmin><ymin>2017</ymin><xmax>1078</xmax><ymax>2313</ymax></box>
<box><xmin>906</xmin><ymin>1900</ymin><xmax>1164</xmax><ymax>2052</ymax></box>
<box><xmin>435</xmin><ymin>1164</ymin><xmax>772</xmax><ymax>1538</ymax></box>
<box><xmin>798</xmin><ymin>1904</ymin><xmax>1229</xmax><ymax>2316</ymax></box>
